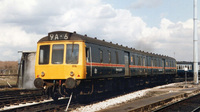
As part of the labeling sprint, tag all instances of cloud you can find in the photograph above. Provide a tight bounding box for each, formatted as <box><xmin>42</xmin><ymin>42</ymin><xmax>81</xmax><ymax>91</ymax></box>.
<box><xmin>131</xmin><ymin>0</ymin><xmax>162</xmax><ymax>9</ymax></box>
<box><xmin>0</xmin><ymin>0</ymin><xmax>197</xmax><ymax>62</ymax></box>
<box><xmin>0</xmin><ymin>24</ymin><xmax>41</xmax><ymax>47</ymax></box>
<box><xmin>0</xmin><ymin>24</ymin><xmax>42</xmax><ymax>60</ymax></box>
<box><xmin>136</xmin><ymin>18</ymin><xmax>195</xmax><ymax>61</ymax></box>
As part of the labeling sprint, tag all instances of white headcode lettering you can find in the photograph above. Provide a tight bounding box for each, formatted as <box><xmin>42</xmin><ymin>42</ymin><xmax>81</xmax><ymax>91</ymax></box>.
<box><xmin>55</xmin><ymin>34</ymin><xmax>59</xmax><ymax>40</ymax></box>
<box><xmin>64</xmin><ymin>33</ymin><xmax>69</xmax><ymax>39</ymax></box>
<box><xmin>50</xmin><ymin>34</ymin><xmax>54</xmax><ymax>40</ymax></box>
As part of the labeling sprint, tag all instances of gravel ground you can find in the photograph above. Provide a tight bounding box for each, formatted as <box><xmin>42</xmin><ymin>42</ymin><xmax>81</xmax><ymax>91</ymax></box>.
<box><xmin>71</xmin><ymin>83</ymin><xmax>181</xmax><ymax>112</ymax></box>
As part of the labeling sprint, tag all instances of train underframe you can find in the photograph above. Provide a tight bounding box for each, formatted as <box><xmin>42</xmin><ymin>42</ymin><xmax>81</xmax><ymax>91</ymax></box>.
<box><xmin>35</xmin><ymin>73</ymin><xmax>176</xmax><ymax>101</ymax></box>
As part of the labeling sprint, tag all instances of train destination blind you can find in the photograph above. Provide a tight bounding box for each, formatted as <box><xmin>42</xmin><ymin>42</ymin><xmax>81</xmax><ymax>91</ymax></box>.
<box><xmin>48</xmin><ymin>32</ymin><xmax>70</xmax><ymax>41</ymax></box>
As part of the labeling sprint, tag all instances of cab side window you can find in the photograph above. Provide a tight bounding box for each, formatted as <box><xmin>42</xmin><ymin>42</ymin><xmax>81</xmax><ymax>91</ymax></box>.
<box><xmin>39</xmin><ymin>45</ymin><xmax>50</xmax><ymax>64</ymax></box>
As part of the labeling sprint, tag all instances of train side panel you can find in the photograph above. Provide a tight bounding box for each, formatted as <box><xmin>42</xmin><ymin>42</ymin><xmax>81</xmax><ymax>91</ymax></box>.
<box><xmin>85</xmin><ymin>42</ymin><xmax>176</xmax><ymax>78</ymax></box>
<box><xmin>85</xmin><ymin>43</ymin><xmax>125</xmax><ymax>78</ymax></box>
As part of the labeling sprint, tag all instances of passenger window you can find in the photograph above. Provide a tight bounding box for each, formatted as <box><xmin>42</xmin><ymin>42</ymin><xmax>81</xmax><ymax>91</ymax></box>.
<box><xmin>131</xmin><ymin>56</ymin><xmax>133</xmax><ymax>63</ymax></box>
<box><xmin>52</xmin><ymin>44</ymin><xmax>64</xmax><ymax>64</ymax></box>
<box><xmin>66</xmin><ymin>44</ymin><xmax>79</xmax><ymax>64</ymax></box>
<box><xmin>115</xmin><ymin>51</ymin><xmax>119</xmax><ymax>64</ymax></box>
<box><xmin>108</xmin><ymin>51</ymin><xmax>111</xmax><ymax>63</ymax></box>
<box><xmin>151</xmin><ymin>59</ymin><xmax>153</xmax><ymax>67</ymax></box>
<box><xmin>143</xmin><ymin>57</ymin><xmax>145</xmax><ymax>66</ymax></box>
<box><xmin>138</xmin><ymin>56</ymin><xmax>140</xmax><ymax>65</ymax></box>
<box><xmin>189</xmin><ymin>65</ymin><xmax>192</xmax><ymax>70</ymax></box>
<box><xmin>162</xmin><ymin>60</ymin><xmax>164</xmax><ymax>67</ymax></box>
<box><xmin>138</xmin><ymin>56</ymin><xmax>141</xmax><ymax>66</ymax></box>
<box><xmin>100</xmin><ymin>50</ymin><xmax>103</xmax><ymax>63</ymax></box>
<box><xmin>39</xmin><ymin>45</ymin><xmax>50</xmax><ymax>64</ymax></box>
<box><xmin>133</xmin><ymin>55</ymin><xmax>135</xmax><ymax>65</ymax></box>
<box><xmin>155</xmin><ymin>59</ymin><xmax>157</xmax><ymax>67</ymax></box>
<box><xmin>140</xmin><ymin>57</ymin><xmax>142</xmax><ymax>66</ymax></box>
<box><xmin>159</xmin><ymin>60</ymin><xmax>161</xmax><ymax>67</ymax></box>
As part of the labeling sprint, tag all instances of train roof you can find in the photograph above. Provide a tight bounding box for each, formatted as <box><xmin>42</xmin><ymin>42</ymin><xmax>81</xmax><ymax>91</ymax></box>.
<box><xmin>177</xmin><ymin>61</ymin><xmax>193</xmax><ymax>64</ymax></box>
<box><xmin>38</xmin><ymin>31</ymin><xmax>175</xmax><ymax>60</ymax></box>
<box><xmin>177</xmin><ymin>61</ymin><xmax>200</xmax><ymax>65</ymax></box>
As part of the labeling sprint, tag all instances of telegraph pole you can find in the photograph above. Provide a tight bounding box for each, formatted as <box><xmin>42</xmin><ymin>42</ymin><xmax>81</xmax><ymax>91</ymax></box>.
<box><xmin>193</xmin><ymin>0</ymin><xmax>199</xmax><ymax>84</ymax></box>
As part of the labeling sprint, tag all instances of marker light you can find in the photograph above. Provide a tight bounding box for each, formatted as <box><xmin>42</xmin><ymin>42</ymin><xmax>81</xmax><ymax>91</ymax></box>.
<box><xmin>70</xmin><ymin>71</ymin><xmax>74</xmax><ymax>76</ymax></box>
<box><xmin>41</xmin><ymin>72</ymin><xmax>45</xmax><ymax>77</ymax></box>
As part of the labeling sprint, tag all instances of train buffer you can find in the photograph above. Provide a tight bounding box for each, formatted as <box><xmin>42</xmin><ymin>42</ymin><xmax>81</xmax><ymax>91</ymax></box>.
<box><xmin>99</xmin><ymin>82</ymin><xmax>200</xmax><ymax>112</ymax></box>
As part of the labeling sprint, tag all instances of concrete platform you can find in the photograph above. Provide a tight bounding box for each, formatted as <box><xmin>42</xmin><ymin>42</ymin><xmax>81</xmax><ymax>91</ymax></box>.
<box><xmin>99</xmin><ymin>82</ymin><xmax>200</xmax><ymax>112</ymax></box>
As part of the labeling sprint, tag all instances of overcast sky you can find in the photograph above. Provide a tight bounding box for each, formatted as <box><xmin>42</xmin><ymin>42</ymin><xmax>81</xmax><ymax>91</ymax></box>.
<box><xmin>0</xmin><ymin>0</ymin><xmax>199</xmax><ymax>61</ymax></box>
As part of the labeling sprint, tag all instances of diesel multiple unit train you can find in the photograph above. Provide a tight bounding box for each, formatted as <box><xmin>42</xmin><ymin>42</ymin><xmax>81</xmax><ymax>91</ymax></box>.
<box><xmin>177</xmin><ymin>61</ymin><xmax>200</xmax><ymax>78</ymax></box>
<box><xmin>34</xmin><ymin>31</ymin><xmax>176</xmax><ymax>100</ymax></box>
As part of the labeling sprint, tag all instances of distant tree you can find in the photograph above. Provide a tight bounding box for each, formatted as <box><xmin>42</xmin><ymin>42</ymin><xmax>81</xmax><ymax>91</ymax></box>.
<box><xmin>0</xmin><ymin>61</ymin><xmax>18</xmax><ymax>74</ymax></box>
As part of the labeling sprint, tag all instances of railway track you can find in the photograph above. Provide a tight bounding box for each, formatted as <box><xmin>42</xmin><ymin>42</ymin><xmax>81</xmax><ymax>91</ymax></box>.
<box><xmin>0</xmin><ymin>87</ymin><xmax>139</xmax><ymax>112</ymax></box>
<box><xmin>0</xmin><ymin>89</ymin><xmax>48</xmax><ymax>109</ymax></box>
<box><xmin>153</xmin><ymin>91</ymin><xmax>200</xmax><ymax>112</ymax></box>
<box><xmin>0</xmin><ymin>77</ymin><xmax>192</xmax><ymax>112</ymax></box>
<box><xmin>1</xmin><ymin>97</ymin><xmax>72</xmax><ymax>112</ymax></box>
<box><xmin>0</xmin><ymin>87</ymin><xmax>85</xmax><ymax>112</ymax></box>
<box><xmin>0</xmin><ymin>92</ymin><xmax>109</xmax><ymax>112</ymax></box>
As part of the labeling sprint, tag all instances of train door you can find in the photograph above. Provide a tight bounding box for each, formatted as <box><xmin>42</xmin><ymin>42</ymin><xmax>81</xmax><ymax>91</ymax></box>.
<box><xmin>124</xmin><ymin>52</ymin><xmax>130</xmax><ymax>76</ymax></box>
<box><xmin>151</xmin><ymin>58</ymin><xmax>153</xmax><ymax>75</ymax></box>
<box><xmin>162</xmin><ymin>59</ymin><xmax>165</xmax><ymax>74</ymax></box>
<box><xmin>86</xmin><ymin>47</ymin><xmax>92</xmax><ymax>77</ymax></box>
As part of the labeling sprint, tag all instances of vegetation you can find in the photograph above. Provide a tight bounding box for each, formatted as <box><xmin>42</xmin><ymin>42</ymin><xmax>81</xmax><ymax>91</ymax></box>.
<box><xmin>0</xmin><ymin>61</ymin><xmax>18</xmax><ymax>75</ymax></box>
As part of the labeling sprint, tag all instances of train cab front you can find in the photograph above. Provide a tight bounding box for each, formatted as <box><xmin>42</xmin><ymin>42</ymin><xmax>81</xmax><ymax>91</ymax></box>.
<box><xmin>34</xmin><ymin>31</ymin><xmax>86</xmax><ymax>100</ymax></box>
